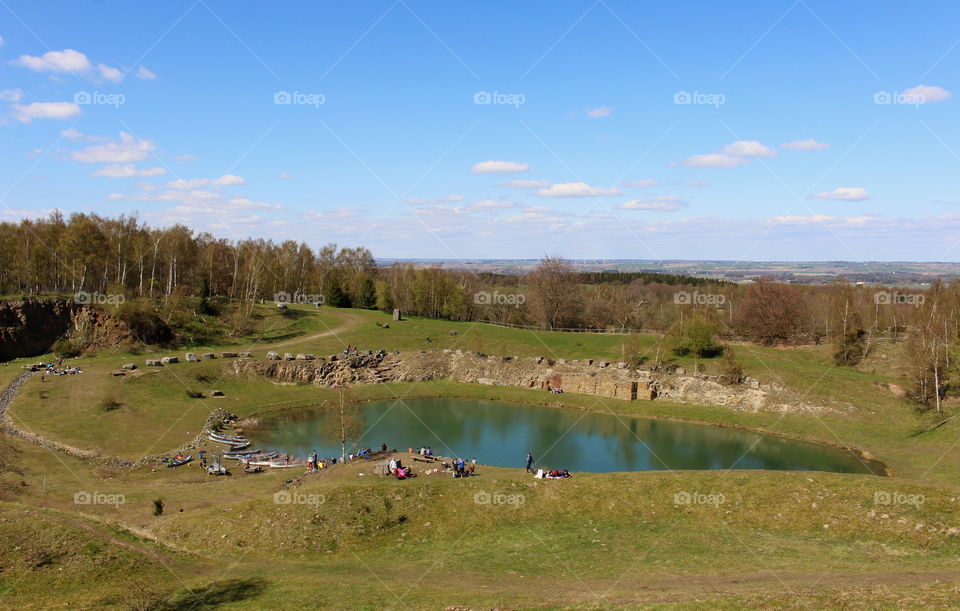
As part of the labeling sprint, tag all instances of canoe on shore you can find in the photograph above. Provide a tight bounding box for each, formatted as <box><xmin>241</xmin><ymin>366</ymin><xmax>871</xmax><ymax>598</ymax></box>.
<box><xmin>227</xmin><ymin>452</ymin><xmax>279</xmax><ymax>461</ymax></box>
<box><xmin>208</xmin><ymin>435</ymin><xmax>249</xmax><ymax>445</ymax></box>
<box><xmin>167</xmin><ymin>455</ymin><xmax>193</xmax><ymax>468</ymax></box>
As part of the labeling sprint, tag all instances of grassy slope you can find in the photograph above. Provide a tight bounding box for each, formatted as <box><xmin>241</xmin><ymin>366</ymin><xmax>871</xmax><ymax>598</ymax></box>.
<box><xmin>3</xmin><ymin>303</ymin><xmax>960</xmax><ymax>608</ymax></box>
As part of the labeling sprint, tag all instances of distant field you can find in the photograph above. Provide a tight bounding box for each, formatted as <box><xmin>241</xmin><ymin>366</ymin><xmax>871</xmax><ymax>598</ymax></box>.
<box><xmin>386</xmin><ymin>258</ymin><xmax>960</xmax><ymax>285</ymax></box>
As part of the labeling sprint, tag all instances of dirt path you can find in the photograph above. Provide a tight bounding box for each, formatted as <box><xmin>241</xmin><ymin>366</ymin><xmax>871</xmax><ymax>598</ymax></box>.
<box><xmin>266</xmin><ymin>311</ymin><xmax>364</xmax><ymax>349</ymax></box>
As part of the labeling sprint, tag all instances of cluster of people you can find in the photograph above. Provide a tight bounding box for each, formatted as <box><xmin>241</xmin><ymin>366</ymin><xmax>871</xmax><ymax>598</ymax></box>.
<box><xmin>39</xmin><ymin>359</ymin><xmax>82</xmax><ymax>381</ymax></box>
<box><xmin>535</xmin><ymin>469</ymin><xmax>572</xmax><ymax>479</ymax></box>
<box><xmin>449</xmin><ymin>456</ymin><xmax>476</xmax><ymax>478</ymax></box>
<box><xmin>409</xmin><ymin>446</ymin><xmax>434</xmax><ymax>457</ymax></box>
<box><xmin>307</xmin><ymin>451</ymin><xmax>336</xmax><ymax>471</ymax></box>
<box><xmin>387</xmin><ymin>457</ymin><xmax>415</xmax><ymax>479</ymax></box>
<box><xmin>548</xmin><ymin>387</ymin><xmax>564</xmax><ymax>394</ymax></box>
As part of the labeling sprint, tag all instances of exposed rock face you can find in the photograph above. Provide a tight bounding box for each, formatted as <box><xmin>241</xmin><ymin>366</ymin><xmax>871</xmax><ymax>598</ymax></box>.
<box><xmin>68</xmin><ymin>306</ymin><xmax>134</xmax><ymax>350</ymax></box>
<box><xmin>0</xmin><ymin>298</ymin><xmax>77</xmax><ymax>361</ymax></box>
<box><xmin>0</xmin><ymin>298</ymin><xmax>133</xmax><ymax>361</ymax></box>
<box><xmin>232</xmin><ymin>351</ymin><xmax>810</xmax><ymax>412</ymax></box>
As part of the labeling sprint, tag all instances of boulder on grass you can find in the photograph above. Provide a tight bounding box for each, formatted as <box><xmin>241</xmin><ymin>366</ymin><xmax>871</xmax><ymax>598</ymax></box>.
<box><xmin>160</xmin><ymin>356</ymin><xmax>178</xmax><ymax>364</ymax></box>
<box><xmin>210</xmin><ymin>390</ymin><xmax>225</xmax><ymax>397</ymax></box>
<box><xmin>220</xmin><ymin>352</ymin><xmax>238</xmax><ymax>358</ymax></box>
<box><xmin>283</xmin><ymin>353</ymin><xmax>294</xmax><ymax>361</ymax></box>
<box><xmin>121</xmin><ymin>363</ymin><xmax>137</xmax><ymax>370</ymax></box>
<box><xmin>146</xmin><ymin>359</ymin><xmax>163</xmax><ymax>367</ymax></box>
<box><xmin>266</xmin><ymin>351</ymin><xmax>280</xmax><ymax>361</ymax></box>
<box><xmin>185</xmin><ymin>353</ymin><xmax>199</xmax><ymax>362</ymax></box>
<box><xmin>202</xmin><ymin>353</ymin><xmax>216</xmax><ymax>359</ymax></box>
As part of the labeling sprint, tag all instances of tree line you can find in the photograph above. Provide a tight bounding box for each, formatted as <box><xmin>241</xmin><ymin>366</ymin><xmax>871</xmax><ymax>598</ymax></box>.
<box><xmin>2</xmin><ymin>212</ymin><xmax>957</xmax><ymax>410</ymax></box>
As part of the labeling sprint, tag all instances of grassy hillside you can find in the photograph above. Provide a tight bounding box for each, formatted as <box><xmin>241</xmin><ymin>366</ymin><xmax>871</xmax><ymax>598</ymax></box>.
<box><xmin>2</xmin><ymin>302</ymin><xmax>960</xmax><ymax>607</ymax></box>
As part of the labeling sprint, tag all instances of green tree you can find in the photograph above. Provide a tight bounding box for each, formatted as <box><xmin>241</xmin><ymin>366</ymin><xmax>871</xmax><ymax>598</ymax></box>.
<box><xmin>671</xmin><ymin>316</ymin><xmax>721</xmax><ymax>358</ymax></box>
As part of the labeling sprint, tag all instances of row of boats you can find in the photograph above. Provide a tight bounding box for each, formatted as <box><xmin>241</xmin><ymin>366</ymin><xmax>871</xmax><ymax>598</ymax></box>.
<box><xmin>207</xmin><ymin>431</ymin><xmax>302</xmax><ymax>469</ymax></box>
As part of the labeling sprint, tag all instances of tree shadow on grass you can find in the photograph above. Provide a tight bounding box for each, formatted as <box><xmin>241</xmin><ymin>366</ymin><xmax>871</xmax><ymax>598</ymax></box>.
<box><xmin>166</xmin><ymin>577</ymin><xmax>268</xmax><ymax>609</ymax></box>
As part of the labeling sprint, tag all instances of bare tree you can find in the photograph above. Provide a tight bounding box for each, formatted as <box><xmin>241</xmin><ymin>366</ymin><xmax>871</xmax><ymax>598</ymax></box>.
<box><xmin>526</xmin><ymin>255</ymin><xmax>581</xmax><ymax>330</ymax></box>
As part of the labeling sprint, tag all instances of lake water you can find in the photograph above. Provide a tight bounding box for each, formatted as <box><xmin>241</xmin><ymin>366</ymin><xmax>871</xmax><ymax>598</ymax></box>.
<box><xmin>246</xmin><ymin>398</ymin><xmax>884</xmax><ymax>475</ymax></box>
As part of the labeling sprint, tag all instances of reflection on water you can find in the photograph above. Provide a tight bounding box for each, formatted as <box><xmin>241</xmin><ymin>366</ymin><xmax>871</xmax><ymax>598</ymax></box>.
<box><xmin>247</xmin><ymin>398</ymin><xmax>883</xmax><ymax>475</ymax></box>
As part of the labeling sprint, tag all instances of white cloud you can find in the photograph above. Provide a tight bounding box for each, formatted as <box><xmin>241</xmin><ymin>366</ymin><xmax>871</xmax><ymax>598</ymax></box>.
<box><xmin>136</xmin><ymin>65</ymin><xmax>156</xmax><ymax>80</ymax></box>
<box><xmin>677</xmin><ymin>153</ymin><xmax>749</xmax><ymax>169</ymax></box>
<box><xmin>807</xmin><ymin>187</ymin><xmax>872</xmax><ymax>201</ymax></box>
<box><xmin>69</xmin><ymin>131</ymin><xmax>155</xmax><ymax>163</ymax></box>
<box><xmin>174</xmin><ymin>154</ymin><xmax>197</xmax><ymax>162</ymax></box>
<box><xmin>586</xmin><ymin>106</ymin><xmax>613</xmax><ymax>118</ymax></box>
<box><xmin>11</xmin><ymin>48</ymin><xmax>125</xmax><ymax>82</ymax></box>
<box><xmin>401</xmin><ymin>195</ymin><xmax>464</xmax><ymax>205</ymax></box>
<box><xmin>12</xmin><ymin>101</ymin><xmax>81</xmax><ymax>123</ymax></box>
<box><xmin>61</xmin><ymin>128</ymin><xmax>84</xmax><ymax>139</ymax></box>
<box><xmin>619</xmin><ymin>196</ymin><xmax>686</xmax><ymax>212</ymax></box>
<box><xmin>622</xmin><ymin>179</ymin><xmax>659</xmax><ymax>188</ymax></box>
<box><xmin>537</xmin><ymin>182</ymin><xmax>622</xmax><ymax>197</ymax></box>
<box><xmin>497</xmin><ymin>179</ymin><xmax>549</xmax><ymax>189</ymax></box>
<box><xmin>722</xmin><ymin>140</ymin><xmax>778</xmax><ymax>158</ymax></box>
<box><xmin>277</xmin><ymin>173</ymin><xmax>294</xmax><ymax>179</ymax></box>
<box><xmin>781</xmin><ymin>139</ymin><xmax>829</xmax><ymax>151</ymax></box>
<box><xmin>92</xmin><ymin>164</ymin><xmax>166</xmax><ymax>178</ymax></box>
<box><xmin>166</xmin><ymin>174</ymin><xmax>246</xmax><ymax>190</ymax></box>
<box><xmin>767</xmin><ymin>214</ymin><xmax>876</xmax><ymax>226</ymax></box>
<box><xmin>97</xmin><ymin>63</ymin><xmax>123</xmax><ymax>82</ymax></box>
<box><xmin>471</xmin><ymin>160</ymin><xmax>529</xmax><ymax>174</ymax></box>
<box><xmin>0</xmin><ymin>36</ymin><xmax>5</xmax><ymax>47</ymax></box>
<box><xmin>0</xmin><ymin>88</ymin><xmax>23</xmax><ymax>102</ymax></box>
<box><xmin>902</xmin><ymin>85</ymin><xmax>951</xmax><ymax>104</ymax></box>
<box><xmin>12</xmin><ymin>49</ymin><xmax>92</xmax><ymax>73</ymax></box>
<box><xmin>215</xmin><ymin>174</ymin><xmax>245</xmax><ymax>186</ymax></box>
<box><xmin>689</xmin><ymin>180</ymin><xmax>711</xmax><ymax>187</ymax></box>
<box><xmin>471</xmin><ymin>199</ymin><xmax>518</xmax><ymax>209</ymax></box>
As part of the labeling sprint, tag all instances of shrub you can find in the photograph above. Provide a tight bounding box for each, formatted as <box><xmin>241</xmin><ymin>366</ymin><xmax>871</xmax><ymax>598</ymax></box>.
<box><xmin>51</xmin><ymin>338</ymin><xmax>82</xmax><ymax>358</ymax></box>
<box><xmin>719</xmin><ymin>345</ymin><xmax>745</xmax><ymax>384</ymax></box>
<box><xmin>671</xmin><ymin>316</ymin><xmax>722</xmax><ymax>358</ymax></box>
<box><xmin>99</xmin><ymin>396</ymin><xmax>122</xmax><ymax>412</ymax></box>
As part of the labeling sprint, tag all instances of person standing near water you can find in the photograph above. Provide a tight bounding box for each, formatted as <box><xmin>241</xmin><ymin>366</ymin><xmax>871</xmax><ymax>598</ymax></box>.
<box><xmin>526</xmin><ymin>452</ymin><xmax>535</xmax><ymax>473</ymax></box>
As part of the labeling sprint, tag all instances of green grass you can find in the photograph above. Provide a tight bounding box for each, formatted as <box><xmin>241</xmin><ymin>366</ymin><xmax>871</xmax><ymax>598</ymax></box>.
<box><xmin>3</xmin><ymin>303</ymin><xmax>960</xmax><ymax>608</ymax></box>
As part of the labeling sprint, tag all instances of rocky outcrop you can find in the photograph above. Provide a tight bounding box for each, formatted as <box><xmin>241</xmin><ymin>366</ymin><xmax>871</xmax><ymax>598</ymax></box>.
<box><xmin>0</xmin><ymin>298</ymin><xmax>134</xmax><ymax>361</ymax></box>
<box><xmin>232</xmin><ymin>350</ymin><xmax>815</xmax><ymax>413</ymax></box>
<box><xmin>0</xmin><ymin>298</ymin><xmax>77</xmax><ymax>361</ymax></box>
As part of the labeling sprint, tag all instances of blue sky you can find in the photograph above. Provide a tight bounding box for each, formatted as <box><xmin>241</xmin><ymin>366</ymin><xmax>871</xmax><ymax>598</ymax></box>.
<box><xmin>2</xmin><ymin>0</ymin><xmax>959</xmax><ymax>261</ymax></box>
